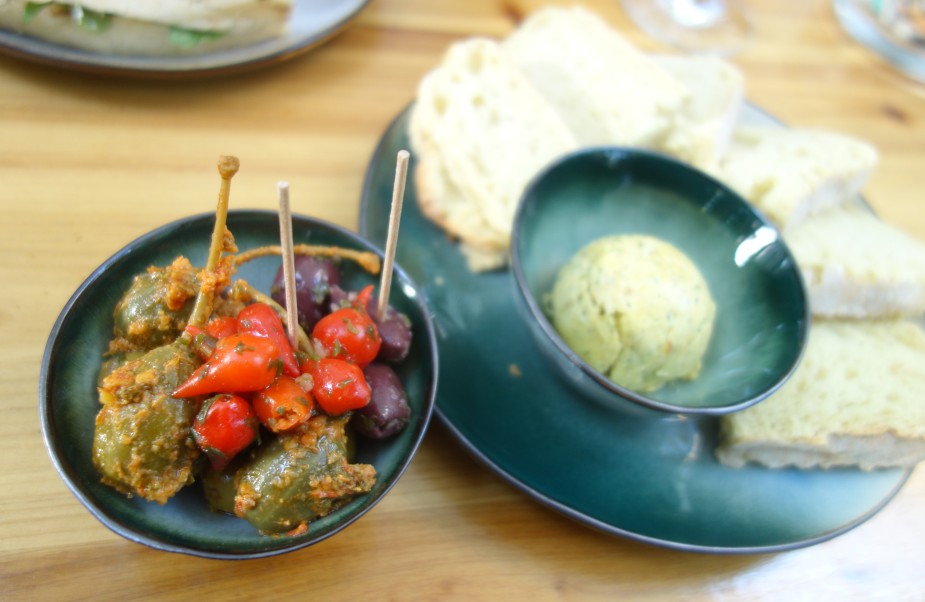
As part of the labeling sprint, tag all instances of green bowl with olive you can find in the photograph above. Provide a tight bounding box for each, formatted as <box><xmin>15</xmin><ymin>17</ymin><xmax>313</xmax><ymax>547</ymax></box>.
<box><xmin>40</xmin><ymin>210</ymin><xmax>438</xmax><ymax>559</ymax></box>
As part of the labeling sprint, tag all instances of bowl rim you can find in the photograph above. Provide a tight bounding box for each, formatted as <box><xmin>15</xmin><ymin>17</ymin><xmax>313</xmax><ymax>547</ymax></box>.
<box><xmin>38</xmin><ymin>209</ymin><xmax>439</xmax><ymax>559</ymax></box>
<box><xmin>509</xmin><ymin>145</ymin><xmax>809</xmax><ymax>416</ymax></box>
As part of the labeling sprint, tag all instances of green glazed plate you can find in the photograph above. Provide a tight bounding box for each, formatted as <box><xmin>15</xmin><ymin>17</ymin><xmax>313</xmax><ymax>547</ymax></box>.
<box><xmin>358</xmin><ymin>104</ymin><xmax>912</xmax><ymax>553</ymax></box>
<box><xmin>40</xmin><ymin>210</ymin><xmax>437</xmax><ymax>558</ymax></box>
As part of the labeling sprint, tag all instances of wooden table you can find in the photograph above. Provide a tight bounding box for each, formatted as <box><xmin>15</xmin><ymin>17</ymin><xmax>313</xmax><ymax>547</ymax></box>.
<box><xmin>3</xmin><ymin>0</ymin><xmax>924</xmax><ymax>599</ymax></box>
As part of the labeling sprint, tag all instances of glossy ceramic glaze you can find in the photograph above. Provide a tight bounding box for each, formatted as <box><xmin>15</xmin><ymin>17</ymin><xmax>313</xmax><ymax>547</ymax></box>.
<box><xmin>0</xmin><ymin>0</ymin><xmax>369</xmax><ymax>77</ymax></box>
<box><xmin>511</xmin><ymin>147</ymin><xmax>807</xmax><ymax>416</ymax></box>
<box><xmin>358</xmin><ymin>104</ymin><xmax>911</xmax><ymax>553</ymax></box>
<box><xmin>40</xmin><ymin>210</ymin><xmax>437</xmax><ymax>558</ymax></box>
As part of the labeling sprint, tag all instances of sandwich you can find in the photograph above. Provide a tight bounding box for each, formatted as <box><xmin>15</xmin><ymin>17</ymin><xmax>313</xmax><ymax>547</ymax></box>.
<box><xmin>0</xmin><ymin>0</ymin><xmax>293</xmax><ymax>56</ymax></box>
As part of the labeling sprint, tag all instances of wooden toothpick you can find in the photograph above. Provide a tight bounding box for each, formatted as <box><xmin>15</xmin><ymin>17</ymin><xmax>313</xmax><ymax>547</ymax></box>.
<box><xmin>277</xmin><ymin>181</ymin><xmax>299</xmax><ymax>349</ymax></box>
<box><xmin>184</xmin><ymin>155</ymin><xmax>238</xmax><ymax>335</ymax></box>
<box><xmin>378</xmin><ymin>149</ymin><xmax>410</xmax><ymax>320</ymax></box>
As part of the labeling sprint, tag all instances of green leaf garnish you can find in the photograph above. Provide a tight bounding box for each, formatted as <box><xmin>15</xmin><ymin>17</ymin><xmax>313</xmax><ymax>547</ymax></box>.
<box><xmin>23</xmin><ymin>2</ymin><xmax>52</xmax><ymax>24</ymax></box>
<box><xmin>168</xmin><ymin>26</ymin><xmax>226</xmax><ymax>48</ymax></box>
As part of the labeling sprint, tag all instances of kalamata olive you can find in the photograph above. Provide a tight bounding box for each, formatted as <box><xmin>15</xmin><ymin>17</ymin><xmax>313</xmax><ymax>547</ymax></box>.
<box><xmin>370</xmin><ymin>303</ymin><xmax>413</xmax><ymax>363</ymax></box>
<box><xmin>271</xmin><ymin>256</ymin><xmax>340</xmax><ymax>332</ymax></box>
<box><xmin>329</xmin><ymin>285</ymin><xmax>413</xmax><ymax>363</ymax></box>
<box><xmin>354</xmin><ymin>364</ymin><xmax>411</xmax><ymax>439</ymax></box>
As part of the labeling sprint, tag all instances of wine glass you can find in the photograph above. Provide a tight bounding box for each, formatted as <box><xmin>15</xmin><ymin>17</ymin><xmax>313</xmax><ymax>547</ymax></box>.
<box><xmin>834</xmin><ymin>0</ymin><xmax>925</xmax><ymax>83</ymax></box>
<box><xmin>620</xmin><ymin>0</ymin><xmax>753</xmax><ymax>55</ymax></box>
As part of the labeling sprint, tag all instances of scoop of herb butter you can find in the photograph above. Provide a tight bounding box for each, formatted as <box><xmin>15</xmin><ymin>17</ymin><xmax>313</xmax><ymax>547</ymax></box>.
<box><xmin>548</xmin><ymin>235</ymin><xmax>716</xmax><ymax>393</ymax></box>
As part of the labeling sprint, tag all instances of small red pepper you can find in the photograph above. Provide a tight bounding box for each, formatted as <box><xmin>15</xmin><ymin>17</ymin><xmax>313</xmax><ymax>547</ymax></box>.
<box><xmin>237</xmin><ymin>303</ymin><xmax>300</xmax><ymax>377</ymax></box>
<box><xmin>312</xmin><ymin>285</ymin><xmax>381</xmax><ymax>367</ymax></box>
<box><xmin>192</xmin><ymin>394</ymin><xmax>259</xmax><ymax>471</ymax></box>
<box><xmin>311</xmin><ymin>357</ymin><xmax>371</xmax><ymax>415</ymax></box>
<box><xmin>253</xmin><ymin>374</ymin><xmax>315</xmax><ymax>433</ymax></box>
<box><xmin>173</xmin><ymin>332</ymin><xmax>282</xmax><ymax>398</ymax></box>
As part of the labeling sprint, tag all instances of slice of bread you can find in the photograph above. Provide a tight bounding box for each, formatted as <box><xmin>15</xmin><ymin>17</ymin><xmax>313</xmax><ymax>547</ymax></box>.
<box><xmin>413</xmin><ymin>156</ymin><xmax>509</xmax><ymax>271</ymax></box>
<box><xmin>716</xmin><ymin>319</ymin><xmax>925</xmax><ymax>471</ymax></box>
<box><xmin>786</xmin><ymin>204</ymin><xmax>925</xmax><ymax>318</ymax></box>
<box><xmin>714</xmin><ymin>126</ymin><xmax>879</xmax><ymax>230</ymax></box>
<box><xmin>501</xmin><ymin>6</ymin><xmax>689</xmax><ymax>149</ymax></box>
<box><xmin>408</xmin><ymin>37</ymin><xmax>578</xmax><ymax>271</ymax></box>
<box><xmin>652</xmin><ymin>55</ymin><xmax>745</xmax><ymax>170</ymax></box>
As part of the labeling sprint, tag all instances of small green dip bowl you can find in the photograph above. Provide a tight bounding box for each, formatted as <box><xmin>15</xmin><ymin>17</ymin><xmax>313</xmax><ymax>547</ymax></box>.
<box><xmin>511</xmin><ymin>147</ymin><xmax>808</xmax><ymax>416</ymax></box>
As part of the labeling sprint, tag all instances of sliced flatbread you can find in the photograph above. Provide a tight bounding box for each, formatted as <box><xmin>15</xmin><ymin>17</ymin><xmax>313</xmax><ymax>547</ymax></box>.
<box><xmin>501</xmin><ymin>5</ymin><xmax>689</xmax><ymax>149</ymax></box>
<box><xmin>408</xmin><ymin>37</ymin><xmax>578</xmax><ymax>271</ymax></box>
<box><xmin>716</xmin><ymin>319</ymin><xmax>925</xmax><ymax>471</ymax></box>
<box><xmin>652</xmin><ymin>54</ymin><xmax>745</xmax><ymax>170</ymax></box>
<box><xmin>714</xmin><ymin>126</ymin><xmax>878</xmax><ymax>230</ymax></box>
<box><xmin>786</xmin><ymin>204</ymin><xmax>925</xmax><ymax>318</ymax></box>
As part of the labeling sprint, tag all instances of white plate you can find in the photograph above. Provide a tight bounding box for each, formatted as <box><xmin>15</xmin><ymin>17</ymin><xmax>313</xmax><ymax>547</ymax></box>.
<box><xmin>0</xmin><ymin>0</ymin><xmax>369</xmax><ymax>77</ymax></box>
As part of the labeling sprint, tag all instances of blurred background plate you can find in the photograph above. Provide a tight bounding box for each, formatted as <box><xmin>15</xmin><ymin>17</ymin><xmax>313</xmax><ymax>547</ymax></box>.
<box><xmin>358</xmin><ymin>103</ymin><xmax>912</xmax><ymax>554</ymax></box>
<box><xmin>0</xmin><ymin>0</ymin><xmax>369</xmax><ymax>78</ymax></box>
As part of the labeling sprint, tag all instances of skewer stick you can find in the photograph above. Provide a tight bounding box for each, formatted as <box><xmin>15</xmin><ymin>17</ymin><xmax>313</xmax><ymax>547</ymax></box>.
<box><xmin>277</xmin><ymin>181</ymin><xmax>300</xmax><ymax>350</ymax></box>
<box><xmin>207</xmin><ymin>155</ymin><xmax>239</xmax><ymax>272</ymax></box>
<box><xmin>377</xmin><ymin>149</ymin><xmax>410</xmax><ymax>320</ymax></box>
<box><xmin>185</xmin><ymin>155</ymin><xmax>238</xmax><ymax>334</ymax></box>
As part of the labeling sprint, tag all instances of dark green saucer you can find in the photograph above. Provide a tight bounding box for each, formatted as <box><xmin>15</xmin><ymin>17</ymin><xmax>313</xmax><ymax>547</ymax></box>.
<box><xmin>359</xmin><ymin>104</ymin><xmax>910</xmax><ymax>553</ymax></box>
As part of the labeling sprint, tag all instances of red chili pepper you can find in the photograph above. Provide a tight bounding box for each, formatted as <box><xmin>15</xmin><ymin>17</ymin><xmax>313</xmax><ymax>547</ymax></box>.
<box><xmin>311</xmin><ymin>357</ymin><xmax>371</xmax><ymax>415</ymax></box>
<box><xmin>192</xmin><ymin>394</ymin><xmax>259</xmax><ymax>471</ymax></box>
<box><xmin>253</xmin><ymin>374</ymin><xmax>315</xmax><ymax>433</ymax></box>
<box><xmin>173</xmin><ymin>332</ymin><xmax>282</xmax><ymax>398</ymax></box>
<box><xmin>237</xmin><ymin>303</ymin><xmax>300</xmax><ymax>377</ymax></box>
<box><xmin>312</xmin><ymin>285</ymin><xmax>381</xmax><ymax>367</ymax></box>
<box><xmin>206</xmin><ymin>315</ymin><xmax>239</xmax><ymax>340</ymax></box>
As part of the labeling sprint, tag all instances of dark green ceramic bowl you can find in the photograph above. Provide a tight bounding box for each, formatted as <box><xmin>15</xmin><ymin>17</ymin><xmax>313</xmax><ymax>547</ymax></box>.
<box><xmin>40</xmin><ymin>210</ymin><xmax>438</xmax><ymax>559</ymax></box>
<box><xmin>511</xmin><ymin>147</ymin><xmax>808</xmax><ymax>416</ymax></box>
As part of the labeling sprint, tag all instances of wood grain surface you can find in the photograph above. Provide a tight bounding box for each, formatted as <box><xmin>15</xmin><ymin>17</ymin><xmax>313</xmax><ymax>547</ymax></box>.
<box><xmin>2</xmin><ymin>0</ymin><xmax>924</xmax><ymax>599</ymax></box>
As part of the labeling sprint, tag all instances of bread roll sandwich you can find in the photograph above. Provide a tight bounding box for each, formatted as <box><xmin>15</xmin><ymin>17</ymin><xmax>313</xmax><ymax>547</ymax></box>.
<box><xmin>716</xmin><ymin>319</ymin><xmax>925</xmax><ymax>471</ymax></box>
<box><xmin>0</xmin><ymin>0</ymin><xmax>292</xmax><ymax>55</ymax></box>
<box><xmin>408</xmin><ymin>38</ymin><xmax>578</xmax><ymax>271</ymax></box>
<box><xmin>786</xmin><ymin>204</ymin><xmax>925</xmax><ymax>318</ymax></box>
<box><xmin>714</xmin><ymin>126</ymin><xmax>879</xmax><ymax>230</ymax></box>
<box><xmin>501</xmin><ymin>6</ymin><xmax>689</xmax><ymax>149</ymax></box>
